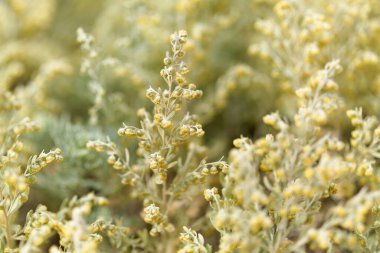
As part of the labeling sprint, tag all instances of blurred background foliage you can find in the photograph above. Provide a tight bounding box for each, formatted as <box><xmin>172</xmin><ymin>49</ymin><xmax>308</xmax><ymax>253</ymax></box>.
<box><xmin>1</xmin><ymin>0</ymin><xmax>380</xmax><ymax>244</ymax></box>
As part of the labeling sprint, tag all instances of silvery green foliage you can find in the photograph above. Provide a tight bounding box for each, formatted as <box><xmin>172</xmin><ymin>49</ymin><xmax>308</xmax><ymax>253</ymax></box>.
<box><xmin>1</xmin><ymin>0</ymin><xmax>380</xmax><ymax>252</ymax></box>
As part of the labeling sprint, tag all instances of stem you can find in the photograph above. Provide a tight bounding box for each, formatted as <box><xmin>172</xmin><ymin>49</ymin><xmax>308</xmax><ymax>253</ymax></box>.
<box><xmin>162</xmin><ymin>181</ymin><xmax>167</xmax><ymax>206</ymax></box>
<box><xmin>4</xmin><ymin>211</ymin><xmax>14</xmax><ymax>249</ymax></box>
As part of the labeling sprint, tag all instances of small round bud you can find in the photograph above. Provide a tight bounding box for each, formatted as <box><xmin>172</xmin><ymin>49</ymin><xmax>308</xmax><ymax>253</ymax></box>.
<box><xmin>210</xmin><ymin>166</ymin><xmax>218</xmax><ymax>175</ymax></box>
<box><xmin>107</xmin><ymin>155</ymin><xmax>116</xmax><ymax>165</ymax></box>
<box><xmin>117</xmin><ymin>128</ymin><xmax>126</xmax><ymax>136</ymax></box>
<box><xmin>113</xmin><ymin>160</ymin><xmax>124</xmax><ymax>170</ymax></box>
<box><xmin>163</xmin><ymin>57</ymin><xmax>172</xmax><ymax>65</ymax></box>
<box><xmin>161</xmin><ymin>119</ymin><xmax>173</xmax><ymax>129</ymax></box>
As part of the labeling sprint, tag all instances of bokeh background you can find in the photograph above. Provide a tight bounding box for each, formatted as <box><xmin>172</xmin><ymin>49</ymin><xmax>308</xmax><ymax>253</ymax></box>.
<box><xmin>1</xmin><ymin>0</ymin><xmax>380</xmax><ymax>249</ymax></box>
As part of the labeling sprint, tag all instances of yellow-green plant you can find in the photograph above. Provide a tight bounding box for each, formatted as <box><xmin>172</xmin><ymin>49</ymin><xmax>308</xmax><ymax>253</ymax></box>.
<box><xmin>88</xmin><ymin>30</ymin><xmax>228</xmax><ymax>252</ymax></box>
<box><xmin>2</xmin><ymin>1</ymin><xmax>380</xmax><ymax>252</ymax></box>
<box><xmin>0</xmin><ymin>87</ymin><xmax>63</xmax><ymax>251</ymax></box>
<box><xmin>250</xmin><ymin>0</ymin><xmax>380</xmax><ymax>116</ymax></box>
<box><xmin>20</xmin><ymin>193</ymin><xmax>108</xmax><ymax>253</ymax></box>
<box><xmin>0</xmin><ymin>73</ymin><xmax>123</xmax><ymax>253</ymax></box>
<box><xmin>203</xmin><ymin>60</ymin><xmax>380</xmax><ymax>253</ymax></box>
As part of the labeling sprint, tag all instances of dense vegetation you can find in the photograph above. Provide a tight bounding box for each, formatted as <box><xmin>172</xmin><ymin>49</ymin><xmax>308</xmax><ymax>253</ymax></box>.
<box><xmin>1</xmin><ymin>0</ymin><xmax>380</xmax><ymax>252</ymax></box>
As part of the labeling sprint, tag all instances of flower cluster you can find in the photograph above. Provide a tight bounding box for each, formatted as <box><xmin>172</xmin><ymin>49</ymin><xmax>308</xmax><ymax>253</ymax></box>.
<box><xmin>250</xmin><ymin>0</ymin><xmax>380</xmax><ymax>118</ymax></box>
<box><xmin>203</xmin><ymin>60</ymin><xmax>380</xmax><ymax>252</ymax></box>
<box><xmin>88</xmin><ymin>31</ymin><xmax>228</xmax><ymax>251</ymax></box>
<box><xmin>20</xmin><ymin>193</ymin><xmax>108</xmax><ymax>253</ymax></box>
<box><xmin>0</xmin><ymin>86</ymin><xmax>64</xmax><ymax>252</ymax></box>
<box><xmin>178</xmin><ymin>227</ymin><xmax>211</xmax><ymax>253</ymax></box>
